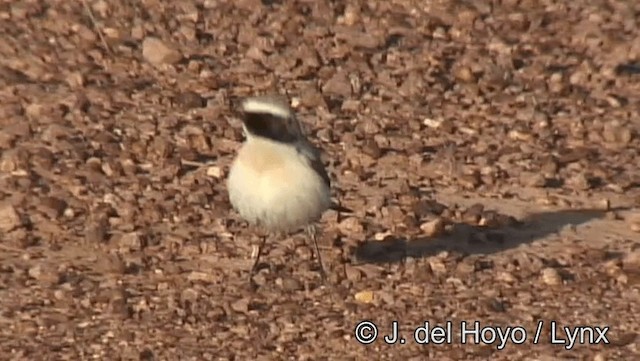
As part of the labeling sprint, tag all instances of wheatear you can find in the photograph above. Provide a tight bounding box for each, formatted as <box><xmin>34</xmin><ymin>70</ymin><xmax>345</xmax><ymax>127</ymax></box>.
<box><xmin>227</xmin><ymin>95</ymin><xmax>344</xmax><ymax>282</ymax></box>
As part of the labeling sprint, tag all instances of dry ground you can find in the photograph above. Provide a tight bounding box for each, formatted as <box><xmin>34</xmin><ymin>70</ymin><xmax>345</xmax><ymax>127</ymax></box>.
<box><xmin>1</xmin><ymin>0</ymin><xmax>640</xmax><ymax>360</ymax></box>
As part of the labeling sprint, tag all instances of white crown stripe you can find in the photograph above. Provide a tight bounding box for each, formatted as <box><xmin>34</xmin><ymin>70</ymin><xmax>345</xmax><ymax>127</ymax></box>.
<box><xmin>241</xmin><ymin>98</ymin><xmax>292</xmax><ymax>119</ymax></box>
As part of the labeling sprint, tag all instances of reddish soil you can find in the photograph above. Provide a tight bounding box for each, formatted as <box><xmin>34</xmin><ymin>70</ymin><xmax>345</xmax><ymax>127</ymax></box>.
<box><xmin>1</xmin><ymin>0</ymin><xmax>639</xmax><ymax>360</ymax></box>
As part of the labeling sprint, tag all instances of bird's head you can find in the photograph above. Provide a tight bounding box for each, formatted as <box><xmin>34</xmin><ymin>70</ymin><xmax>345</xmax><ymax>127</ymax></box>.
<box><xmin>239</xmin><ymin>96</ymin><xmax>304</xmax><ymax>144</ymax></box>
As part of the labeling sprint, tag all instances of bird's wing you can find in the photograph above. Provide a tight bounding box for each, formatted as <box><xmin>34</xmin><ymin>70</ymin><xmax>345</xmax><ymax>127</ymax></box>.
<box><xmin>295</xmin><ymin>140</ymin><xmax>355</xmax><ymax>213</ymax></box>
<box><xmin>295</xmin><ymin>140</ymin><xmax>331</xmax><ymax>188</ymax></box>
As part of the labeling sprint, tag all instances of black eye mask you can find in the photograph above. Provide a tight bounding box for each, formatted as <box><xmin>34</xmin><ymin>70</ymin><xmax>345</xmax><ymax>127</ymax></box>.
<box><xmin>242</xmin><ymin>111</ymin><xmax>302</xmax><ymax>144</ymax></box>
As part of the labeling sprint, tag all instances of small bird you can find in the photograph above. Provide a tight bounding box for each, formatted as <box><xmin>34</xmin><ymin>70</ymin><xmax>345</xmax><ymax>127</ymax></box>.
<box><xmin>227</xmin><ymin>95</ymin><xmax>345</xmax><ymax>282</ymax></box>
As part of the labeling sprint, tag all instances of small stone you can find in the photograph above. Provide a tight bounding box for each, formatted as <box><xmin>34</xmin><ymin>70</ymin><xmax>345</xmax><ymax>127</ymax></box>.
<box><xmin>187</xmin><ymin>271</ymin><xmax>217</xmax><ymax>283</ymax></box>
<box><xmin>340</xmin><ymin>4</ymin><xmax>360</xmax><ymax>26</ymax></box>
<box><xmin>27</xmin><ymin>265</ymin><xmax>60</xmax><ymax>285</ymax></box>
<box><xmin>496</xmin><ymin>271</ymin><xmax>517</xmax><ymax>283</ymax></box>
<box><xmin>0</xmin><ymin>204</ymin><xmax>22</xmax><ymax>232</ymax></box>
<box><xmin>603</xmin><ymin>121</ymin><xmax>633</xmax><ymax>146</ymax></box>
<box><xmin>540</xmin><ymin>267</ymin><xmax>562</xmax><ymax>286</ymax></box>
<box><xmin>117</xmin><ymin>232</ymin><xmax>144</xmax><ymax>251</ymax></box>
<box><xmin>341</xmin><ymin>99</ymin><xmax>360</xmax><ymax>112</ymax></box>
<box><xmin>567</xmin><ymin>172</ymin><xmax>592</xmax><ymax>191</ymax></box>
<box><xmin>345</xmin><ymin>265</ymin><xmax>362</xmax><ymax>282</ymax></box>
<box><xmin>362</xmin><ymin>139</ymin><xmax>382</xmax><ymax>159</ymax></box>
<box><xmin>230</xmin><ymin>297</ymin><xmax>250</xmax><ymax>313</ymax></box>
<box><xmin>459</xmin><ymin>171</ymin><xmax>482</xmax><ymax>189</ymax></box>
<box><xmin>462</xmin><ymin>203</ymin><xmax>484</xmax><ymax>224</ymax></box>
<box><xmin>85</xmin><ymin>219</ymin><xmax>109</xmax><ymax>243</ymax></box>
<box><xmin>625</xmin><ymin>212</ymin><xmax>640</xmax><ymax>233</ymax></box>
<box><xmin>622</xmin><ymin>248</ymin><xmax>640</xmax><ymax>270</ymax></box>
<box><xmin>420</xmin><ymin>217</ymin><xmax>446</xmax><ymax>237</ymax></box>
<box><xmin>428</xmin><ymin>257</ymin><xmax>447</xmax><ymax>275</ymax></box>
<box><xmin>338</xmin><ymin>217</ymin><xmax>364</xmax><ymax>234</ymax></box>
<box><xmin>479</xmin><ymin>211</ymin><xmax>500</xmax><ymax>228</ymax></box>
<box><xmin>53</xmin><ymin>289</ymin><xmax>66</xmax><ymax>300</ymax></box>
<box><xmin>39</xmin><ymin>197</ymin><xmax>68</xmax><ymax>219</ymax></box>
<box><xmin>322</xmin><ymin>70</ymin><xmax>352</xmax><ymax>98</ymax></box>
<box><xmin>175</xmin><ymin>91</ymin><xmax>205</xmax><ymax>109</ymax></box>
<box><xmin>454</xmin><ymin>65</ymin><xmax>475</xmax><ymax>83</ymax></box>
<box><xmin>0</xmin><ymin>151</ymin><xmax>21</xmax><ymax>173</ymax></box>
<box><xmin>376</xmin><ymin>290</ymin><xmax>394</xmax><ymax>305</ymax></box>
<box><xmin>276</xmin><ymin>277</ymin><xmax>302</xmax><ymax>291</ymax></box>
<box><xmin>63</xmin><ymin>208</ymin><xmax>75</xmax><ymax>219</ymax></box>
<box><xmin>180</xmin><ymin>288</ymin><xmax>199</xmax><ymax>304</ymax></box>
<box><xmin>423</xmin><ymin>117</ymin><xmax>444</xmax><ymax>128</ymax></box>
<box><xmin>547</xmin><ymin>72</ymin><xmax>565</xmax><ymax>93</ymax></box>
<box><xmin>206</xmin><ymin>166</ymin><xmax>223</xmax><ymax>178</ymax></box>
<box><xmin>455</xmin><ymin>261</ymin><xmax>475</xmax><ymax>275</ymax></box>
<box><xmin>598</xmin><ymin>198</ymin><xmax>611</xmax><ymax>211</ymax></box>
<box><xmin>541</xmin><ymin>158</ymin><xmax>558</xmax><ymax>175</ymax></box>
<box><xmin>373</xmin><ymin>231</ymin><xmax>393</xmax><ymax>241</ymax></box>
<box><xmin>66</xmin><ymin>71</ymin><xmax>84</xmax><ymax>88</ymax></box>
<box><xmin>412</xmin><ymin>199</ymin><xmax>447</xmax><ymax>219</ymax></box>
<box><xmin>142</xmin><ymin>37</ymin><xmax>183</xmax><ymax>65</ymax></box>
<box><xmin>31</xmin><ymin>147</ymin><xmax>55</xmax><ymax>170</ymax></box>
<box><xmin>354</xmin><ymin>290</ymin><xmax>374</xmax><ymax>304</ymax></box>
<box><xmin>521</xmin><ymin>172</ymin><xmax>547</xmax><ymax>187</ymax></box>
<box><xmin>25</xmin><ymin>103</ymin><xmax>44</xmax><ymax>119</ymax></box>
<box><xmin>27</xmin><ymin>265</ymin><xmax>43</xmax><ymax>279</ymax></box>
<box><xmin>508</xmin><ymin>129</ymin><xmax>534</xmax><ymax>142</ymax></box>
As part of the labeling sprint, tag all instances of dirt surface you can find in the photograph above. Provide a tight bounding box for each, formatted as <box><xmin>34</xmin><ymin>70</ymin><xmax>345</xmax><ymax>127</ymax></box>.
<box><xmin>1</xmin><ymin>0</ymin><xmax>640</xmax><ymax>360</ymax></box>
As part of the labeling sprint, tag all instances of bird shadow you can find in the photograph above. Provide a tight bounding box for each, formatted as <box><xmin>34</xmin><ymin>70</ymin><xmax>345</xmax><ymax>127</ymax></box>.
<box><xmin>352</xmin><ymin>208</ymin><xmax>627</xmax><ymax>264</ymax></box>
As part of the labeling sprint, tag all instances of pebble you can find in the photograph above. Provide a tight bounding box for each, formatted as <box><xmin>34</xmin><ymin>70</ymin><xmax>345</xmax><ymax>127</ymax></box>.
<box><xmin>540</xmin><ymin>267</ymin><xmax>562</xmax><ymax>286</ymax></box>
<box><xmin>276</xmin><ymin>277</ymin><xmax>303</xmax><ymax>291</ymax></box>
<box><xmin>0</xmin><ymin>204</ymin><xmax>22</xmax><ymax>232</ymax></box>
<box><xmin>142</xmin><ymin>37</ymin><xmax>183</xmax><ymax>65</ymax></box>
<box><xmin>420</xmin><ymin>217</ymin><xmax>446</xmax><ymax>237</ymax></box>
<box><xmin>354</xmin><ymin>290</ymin><xmax>374</xmax><ymax>304</ymax></box>
<box><xmin>622</xmin><ymin>248</ymin><xmax>640</xmax><ymax>270</ymax></box>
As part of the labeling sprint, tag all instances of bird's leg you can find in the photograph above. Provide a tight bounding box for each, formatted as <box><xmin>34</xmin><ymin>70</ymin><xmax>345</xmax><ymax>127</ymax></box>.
<box><xmin>249</xmin><ymin>234</ymin><xmax>267</xmax><ymax>282</ymax></box>
<box><xmin>306</xmin><ymin>225</ymin><xmax>326</xmax><ymax>280</ymax></box>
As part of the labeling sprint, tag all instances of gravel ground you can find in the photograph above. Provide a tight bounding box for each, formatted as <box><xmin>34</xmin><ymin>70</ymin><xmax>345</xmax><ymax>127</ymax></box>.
<box><xmin>1</xmin><ymin>0</ymin><xmax>640</xmax><ymax>360</ymax></box>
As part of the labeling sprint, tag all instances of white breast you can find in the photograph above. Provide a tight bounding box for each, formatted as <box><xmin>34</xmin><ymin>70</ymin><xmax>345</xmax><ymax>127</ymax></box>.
<box><xmin>227</xmin><ymin>138</ymin><xmax>331</xmax><ymax>233</ymax></box>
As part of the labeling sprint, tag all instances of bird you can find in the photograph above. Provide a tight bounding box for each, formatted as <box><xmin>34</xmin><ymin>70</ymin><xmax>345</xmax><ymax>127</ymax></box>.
<box><xmin>226</xmin><ymin>95</ymin><xmax>347</xmax><ymax>283</ymax></box>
